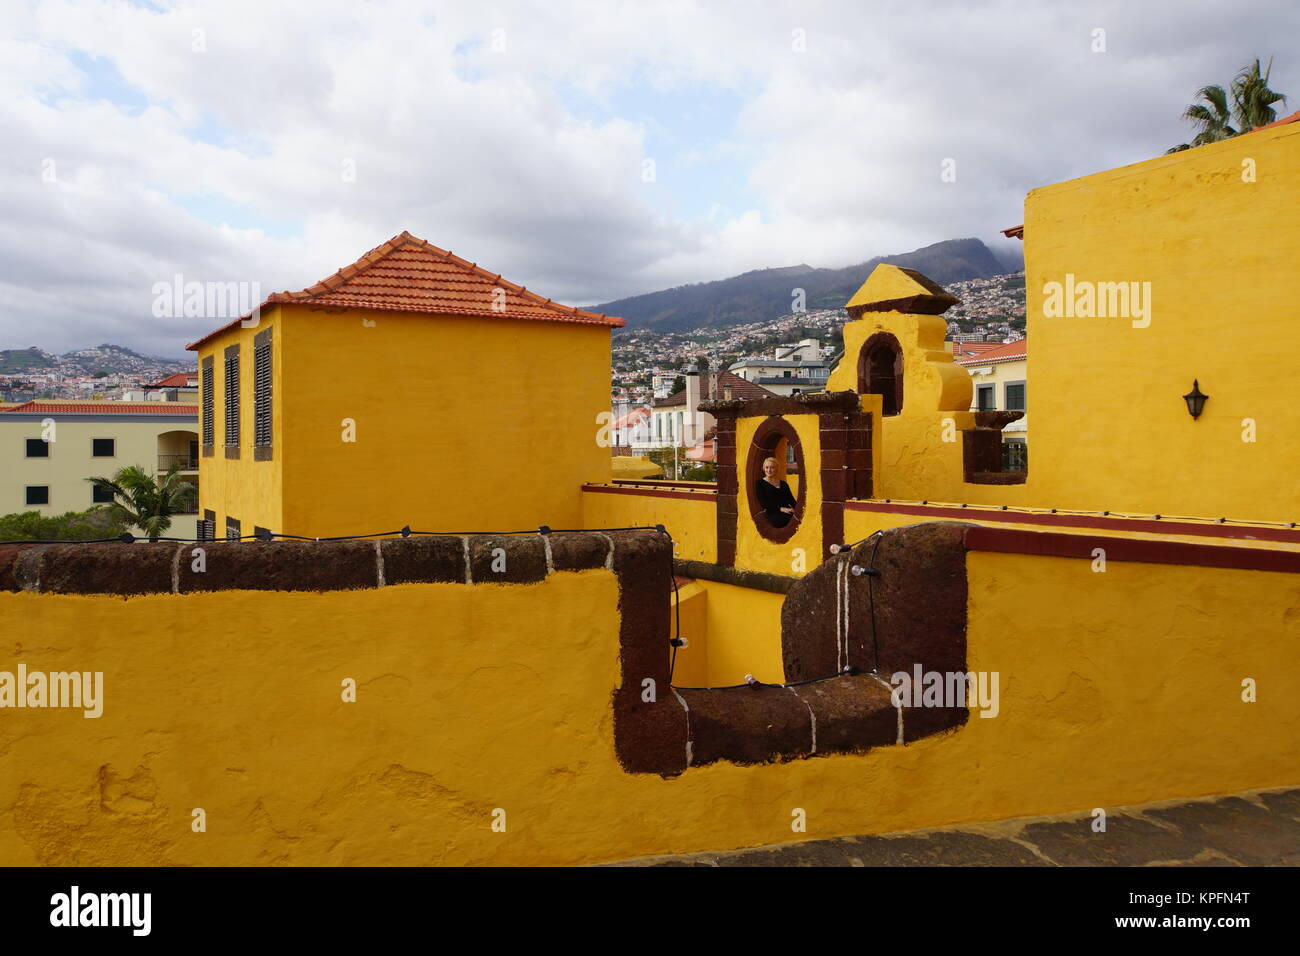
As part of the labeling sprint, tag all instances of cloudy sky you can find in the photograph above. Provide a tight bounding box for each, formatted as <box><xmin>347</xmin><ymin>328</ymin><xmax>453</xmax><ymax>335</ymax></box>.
<box><xmin>2</xmin><ymin>0</ymin><xmax>1295</xmax><ymax>358</ymax></box>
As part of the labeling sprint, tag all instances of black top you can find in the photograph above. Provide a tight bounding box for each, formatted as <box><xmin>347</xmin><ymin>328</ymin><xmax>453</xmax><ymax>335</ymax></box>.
<box><xmin>755</xmin><ymin>478</ymin><xmax>797</xmax><ymax>527</ymax></box>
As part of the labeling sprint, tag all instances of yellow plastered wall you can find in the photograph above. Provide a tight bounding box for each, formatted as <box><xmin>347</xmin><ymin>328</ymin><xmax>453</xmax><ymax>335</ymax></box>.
<box><xmin>2</xmin><ymin>551</ymin><xmax>1295</xmax><ymax>866</ymax></box>
<box><xmin>735</xmin><ymin>413</ymin><xmax>822</xmax><ymax>576</ymax></box>
<box><xmin>196</xmin><ymin>308</ymin><xmax>285</xmax><ymax>535</ymax></box>
<box><xmin>279</xmin><ymin>306</ymin><xmax>612</xmax><ymax>537</ymax></box>
<box><xmin>199</xmin><ymin>305</ymin><xmax>614</xmax><ymax>538</ymax></box>
<box><xmin>1020</xmin><ymin>121</ymin><xmax>1300</xmax><ymax>523</ymax></box>
<box><xmin>580</xmin><ymin>489</ymin><xmax>716</xmax><ymax>563</ymax></box>
<box><xmin>695</xmin><ymin>580</ymin><xmax>785</xmax><ymax>686</ymax></box>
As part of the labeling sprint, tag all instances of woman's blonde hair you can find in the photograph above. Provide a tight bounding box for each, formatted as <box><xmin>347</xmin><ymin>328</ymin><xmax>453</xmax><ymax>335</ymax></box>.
<box><xmin>762</xmin><ymin>456</ymin><xmax>778</xmax><ymax>468</ymax></box>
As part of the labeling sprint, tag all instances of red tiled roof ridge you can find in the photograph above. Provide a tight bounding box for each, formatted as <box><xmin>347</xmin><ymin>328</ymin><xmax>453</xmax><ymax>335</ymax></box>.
<box><xmin>264</xmin><ymin>231</ymin><xmax>621</xmax><ymax>326</ymax></box>
<box><xmin>187</xmin><ymin>231</ymin><xmax>623</xmax><ymax>350</ymax></box>
<box><xmin>2</xmin><ymin>401</ymin><xmax>198</xmax><ymax>414</ymax></box>
<box><xmin>956</xmin><ymin>339</ymin><xmax>1026</xmax><ymax>364</ymax></box>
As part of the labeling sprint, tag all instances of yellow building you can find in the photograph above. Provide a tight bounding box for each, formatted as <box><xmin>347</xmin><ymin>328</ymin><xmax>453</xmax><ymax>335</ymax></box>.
<box><xmin>5</xmin><ymin>118</ymin><xmax>1300</xmax><ymax>869</ymax></box>
<box><xmin>0</xmin><ymin>400</ymin><xmax>199</xmax><ymax>538</ymax></box>
<box><xmin>186</xmin><ymin>232</ymin><xmax>624</xmax><ymax>539</ymax></box>
<box><xmin>957</xmin><ymin>338</ymin><xmax>1027</xmax><ymax>469</ymax></box>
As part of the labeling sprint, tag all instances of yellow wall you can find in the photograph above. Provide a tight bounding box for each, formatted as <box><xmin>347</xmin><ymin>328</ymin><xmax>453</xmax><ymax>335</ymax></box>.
<box><xmin>581</xmin><ymin>487</ymin><xmax>716</xmax><ymax>563</ymax></box>
<box><xmin>1019</xmin><ymin>121</ymin><xmax>1300</xmax><ymax>523</ymax></box>
<box><xmin>197</xmin><ymin>305</ymin><xmax>614</xmax><ymax>538</ymax></box>
<box><xmin>3</xmin><ymin>547</ymin><xmax>1295</xmax><ymax>866</ymax></box>
<box><xmin>735</xmin><ymin>413</ymin><xmax>823</xmax><ymax>576</ymax></box>
<box><xmin>822</xmin><ymin>121</ymin><xmax>1300</xmax><ymax>524</ymax></box>
<box><xmin>197</xmin><ymin>308</ymin><xmax>285</xmax><ymax>536</ymax></box>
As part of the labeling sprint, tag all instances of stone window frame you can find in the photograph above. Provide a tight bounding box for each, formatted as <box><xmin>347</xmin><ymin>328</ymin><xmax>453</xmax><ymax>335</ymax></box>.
<box><xmin>1004</xmin><ymin>379</ymin><xmax>1026</xmax><ymax>413</ymax></box>
<box><xmin>745</xmin><ymin>416</ymin><xmax>807</xmax><ymax>545</ymax></box>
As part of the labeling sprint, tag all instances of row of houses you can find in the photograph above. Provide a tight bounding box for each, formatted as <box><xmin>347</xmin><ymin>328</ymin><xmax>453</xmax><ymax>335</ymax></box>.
<box><xmin>612</xmin><ymin>336</ymin><xmax>1028</xmax><ymax>468</ymax></box>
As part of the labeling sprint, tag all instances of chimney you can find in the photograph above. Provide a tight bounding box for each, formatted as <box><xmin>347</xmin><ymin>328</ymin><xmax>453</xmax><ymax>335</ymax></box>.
<box><xmin>684</xmin><ymin>370</ymin><xmax>701</xmax><ymax>445</ymax></box>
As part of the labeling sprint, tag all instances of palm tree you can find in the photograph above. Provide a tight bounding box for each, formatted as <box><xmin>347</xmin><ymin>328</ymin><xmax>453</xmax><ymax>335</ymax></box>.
<box><xmin>86</xmin><ymin>465</ymin><xmax>197</xmax><ymax>542</ymax></box>
<box><xmin>1169</xmin><ymin>58</ymin><xmax>1287</xmax><ymax>152</ymax></box>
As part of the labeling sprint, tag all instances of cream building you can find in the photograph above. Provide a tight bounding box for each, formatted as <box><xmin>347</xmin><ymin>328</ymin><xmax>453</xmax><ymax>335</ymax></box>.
<box><xmin>956</xmin><ymin>339</ymin><xmax>1027</xmax><ymax>470</ymax></box>
<box><xmin>0</xmin><ymin>400</ymin><xmax>199</xmax><ymax>538</ymax></box>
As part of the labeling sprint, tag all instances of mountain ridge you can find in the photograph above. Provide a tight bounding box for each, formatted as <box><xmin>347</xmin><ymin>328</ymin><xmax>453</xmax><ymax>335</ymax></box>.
<box><xmin>596</xmin><ymin>237</ymin><xmax>1021</xmax><ymax>333</ymax></box>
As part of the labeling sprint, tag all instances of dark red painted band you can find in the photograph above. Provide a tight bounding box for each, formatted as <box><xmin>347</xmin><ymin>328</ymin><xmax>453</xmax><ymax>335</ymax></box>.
<box><xmin>583</xmin><ymin>484</ymin><xmax>716</xmax><ymax>502</ymax></box>
<box><xmin>847</xmin><ymin>500</ymin><xmax>1300</xmax><ymax>544</ymax></box>
<box><xmin>963</xmin><ymin>525</ymin><xmax>1300</xmax><ymax>574</ymax></box>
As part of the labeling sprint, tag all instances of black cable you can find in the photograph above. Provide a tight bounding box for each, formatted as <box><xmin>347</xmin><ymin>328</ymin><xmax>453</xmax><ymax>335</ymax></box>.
<box><xmin>0</xmin><ymin>524</ymin><xmax>664</xmax><ymax>547</ymax></box>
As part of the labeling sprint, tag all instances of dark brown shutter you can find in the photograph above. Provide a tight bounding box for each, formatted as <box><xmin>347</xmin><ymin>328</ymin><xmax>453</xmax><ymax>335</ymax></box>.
<box><xmin>253</xmin><ymin>328</ymin><xmax>273</xmax><ymax>459</ymax></box>
<box><xmin>201</xmin><ymin>356</ymin><xmax>215</xmax><ymax>452</ymax></box>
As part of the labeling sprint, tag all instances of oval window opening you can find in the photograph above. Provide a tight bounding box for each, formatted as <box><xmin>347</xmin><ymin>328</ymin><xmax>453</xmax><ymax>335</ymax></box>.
<box><xmin>746</xmin><ymin>417</ymin><xmax>807</xmax><ymax>544</ymax></box>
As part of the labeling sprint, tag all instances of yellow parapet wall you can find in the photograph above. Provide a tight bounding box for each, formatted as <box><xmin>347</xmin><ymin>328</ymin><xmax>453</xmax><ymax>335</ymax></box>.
<box><xmin>2</xmin><ymin>530</ymin><xmax>1296</xmax><ymax>866</ymax></box>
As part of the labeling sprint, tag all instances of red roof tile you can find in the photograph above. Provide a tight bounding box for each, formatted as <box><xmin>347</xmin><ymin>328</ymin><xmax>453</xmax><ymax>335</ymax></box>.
<box><xmin>956</xmin><ymin>339</ymin><xmax>1026</xmax><ymax>365</ymax></box>
<box><xmin>0</xmin><ymin>401</ymin><xmax>198</xmax><ymax>415</ymax></box>
<box><xmin>146</xmin><ymin>372</ymin><xmax>198</xmax><ymax>388</ymax></box>
<box><xmin>187</xmin><ymin>231</ymin><xmax>624</xmax><ymax>350</ymax></box>
<box><xmin>654</xmin><ymin>370</ymin><xmax>777</xmax><ymax>408</ymax></box>
<box><xmin>1249</xmin><ymin>109</ymin><xmax>1300</xmax><ymax>132</ymax></box>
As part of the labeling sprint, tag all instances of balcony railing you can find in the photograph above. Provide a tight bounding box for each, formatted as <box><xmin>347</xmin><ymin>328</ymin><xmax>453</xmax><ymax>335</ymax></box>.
<box><xmin>158</xmin><ymin>454</ymin><xmax>199</xmax><ymax>471</ymax></box>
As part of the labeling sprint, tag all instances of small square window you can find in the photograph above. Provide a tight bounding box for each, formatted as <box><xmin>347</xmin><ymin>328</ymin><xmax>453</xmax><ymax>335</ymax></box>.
<box><xmin>25</xmin><ymin>486</ymin><xmax>49</xmax><ymax>506</ymax></box>
<box><xmin>92</xmin><ymin>484</ymin><xmax>115</xmax><ymax>504</ymax></box>
<box><xmin>25</xmin><ymin>438</ymin><xmax>49</xmax><ymax>458</ymax></box>
<box><xmin>92</xmin><ymin>438</ymin><xmax>115</xmax><ymax>457</ymax></box>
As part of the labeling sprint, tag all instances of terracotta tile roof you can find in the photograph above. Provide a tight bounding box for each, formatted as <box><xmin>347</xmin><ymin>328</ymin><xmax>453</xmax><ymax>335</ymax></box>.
<box><xmin>950</xmin><ymin>341</ymin><xmax>1003</xmax><ymax>359</ymax></box>
<box><xmin>956</xmin><ymin>339</ymin><xmax>1026</xmax><ymax>365</ymax></box>
<box><xmin>0</xmin><ymin>401</ymin><xmax>198</xmax><ymax>415</ymax></box>
<box><xmin>612</xmin><ymin>406</ymin><xmax>651</xmax><ymax>430</ymax></box>
<box><xmin>187</xmin><ymin>231</ymin><xmax>624</xmax><ymax>350</ymax></box>
<box><xmin>146</xmin><ymin>372</ymin><xmax>198</xmax><ymax>388</ymax></box>
<box><xmin>1001</xmin><ymin>224</ymin><xmax>1024</xmax><ymax>240</ymax></box>
<box><xmin>653</xmin><ymin>369</ymin><xmax>778</xmax><ymax>408</ymax></box>
<box><xmin>1250</xmin><ymin>109</ymin><xmax>1300</xmax><ymax>132</ymax></box>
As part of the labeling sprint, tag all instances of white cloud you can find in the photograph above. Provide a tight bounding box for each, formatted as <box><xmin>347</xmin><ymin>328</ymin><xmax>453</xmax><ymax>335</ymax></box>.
<box><xmin>0</xmin><ymin>0</ymin><xmax>1296</xmax><ymax>352</ymax></box>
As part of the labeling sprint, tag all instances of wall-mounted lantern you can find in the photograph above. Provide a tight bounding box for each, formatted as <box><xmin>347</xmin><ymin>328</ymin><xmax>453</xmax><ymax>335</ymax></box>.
<box><xmin>1182</xmin><ymin>380</ymin><xmax>1209</xmax><ymax>419</ymax></box>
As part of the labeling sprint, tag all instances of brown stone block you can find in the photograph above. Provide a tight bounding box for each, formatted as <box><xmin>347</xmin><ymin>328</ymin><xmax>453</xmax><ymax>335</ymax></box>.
<box><xmin>0</xmin><ymin>544</ymin><xmax>34</xmax><ymax>592</ymax></box>
<box><xmin>792</xmin><ymin>676</ymin><xmax>897</xmax><ymax>753</ymax></box>
<box><xmin>609</xmin><ymin>530</ymin><xmax>673</xmax><ymax>686</ymax></box>
<box><xmin>21</xmin><ymin>543</ymin><xmax>176</xmax><ymax>595</ymax></box>
<box><xmin>852</xmin><ymin>470</ymin><xmax>874</xmax><ymax>499</ymax></box>
<box><xmin>547</xmin><ymin>532</ymin><xmax>611</xmax><ymax>572</ymax></box>
<box><xmin>716</xmin><ymin>492</ymin><xmax>738</xmax><ymax>515</ymax></box>
<box><xmin>848</xmin><ymin>427</ymin><xmax>871</xmax><ymax>449</ymax></box>
<box><xmin>902</xmin><ymin>704</ymin><xmax>969</xmax><ymax>742</ymax></box>
<box><xmin>846</xmin><ymin>448</ymin><xmax>871</xmax><ymax>470</ymax></box>
<box><xmin>821</xmin><ymin>449</ymin><xmax>846</xmax><ymax>470</ymax></box>
<box><xmin>677</xmin><ymin>684</ymin><xmax>814</xmax><ymax>766</ymax></box>
<box><xmin>180</xmin><ymin>540</ymin><xmax>377</xmax><ymax>593</ymax></box>
<box><xmin>380</xmin><ymin>536</ymin><xmax>468</xmax><ymax>584</ymax></box>
<box><xmin>716</xmin><ymin>470</ymin><xmax>738</xmax><ymax>495</ymax></box>
<box><xmin>469</xmin><ymin>534</ymin><xmax>548</xmax><ymax>583</ymax></box>
<box><xmin>716</xmin><ymin>446</ymin><xmax>736</xmax><ymax>466</ymax></box>
<box><xmin>818</xmin><ymin>428</ymin><xmax>847</xmax><ymax>450</ymax></box>
<box><xmin>717</xmin><ymin>540</ymin><xmax>736</xmax><ymax>566</ymax></box>
<box><xmin>613</xmin><ymin>685</ymin><xmax>689</xmax><ymax>776</ymax></box>
<box><xmin>821</xmin><ymin>469</ymin><xmax>848</xmax><ymax>502</ymax></box>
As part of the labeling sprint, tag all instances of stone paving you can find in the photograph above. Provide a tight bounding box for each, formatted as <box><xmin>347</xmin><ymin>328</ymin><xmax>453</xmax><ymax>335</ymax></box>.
<box><xmin>609</xmin><ymin>787</ymin><xmax>1300</xmax><ymax>866</ymax></box>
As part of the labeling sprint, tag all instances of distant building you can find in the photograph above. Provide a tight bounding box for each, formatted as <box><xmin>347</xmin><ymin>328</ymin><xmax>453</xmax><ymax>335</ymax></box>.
<box><xmin>649</xmin><ymin>369</ymin><xmax>775</xmax><ymax>456</ymax></box>
<box><xmin>727</xmin><ymin>338</ymin><xmax>829</xmax><ymax>395</ymax></box>
<box><xmin>957</xmin><ymin>339</ymin><xmax>1027</xmax><ymax>469</ymax></box>
<box><xmin>0</xmin><ymin>400</ymin><xmax>200</xmax><ymax>537</ymax></box>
